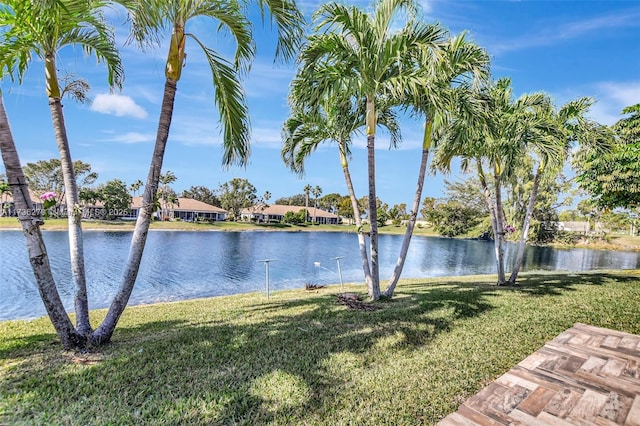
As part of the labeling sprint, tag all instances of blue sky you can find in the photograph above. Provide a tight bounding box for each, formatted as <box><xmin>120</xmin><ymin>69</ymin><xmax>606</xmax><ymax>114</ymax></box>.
<box><xmin>1</xmin><ymin>0</ymin><xmax>639</xmax><ymax>207</ymax></box>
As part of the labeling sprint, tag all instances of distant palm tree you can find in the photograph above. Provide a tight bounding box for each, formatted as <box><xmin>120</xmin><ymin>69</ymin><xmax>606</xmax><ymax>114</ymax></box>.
<box><xmin>129</xmin><ymin>179</ymin><xmax>144</xmax><ymax>197</ymax></box>
<box><xmin>295</xmin><ymin>0</ymin><xmax>447</xmax><ymax>299</ymax></box>
<box><xmin>303</xmin><ymin>184</ymin><xmax>312</xmax><ymax>219</ymax></box>
<box><xmin>156</xmin><ymin>171</ymin><xmax>177</xmax><ymax>220</ymax></box>
<box><xmin>311</xmin><ymin>185</ymin><xmax>322</xmax><ymax>223</ymax></box>
<box><xmin>0</xmin><ymin>0</ymin><xmax>124</xmax><ymax>336</ymax></box>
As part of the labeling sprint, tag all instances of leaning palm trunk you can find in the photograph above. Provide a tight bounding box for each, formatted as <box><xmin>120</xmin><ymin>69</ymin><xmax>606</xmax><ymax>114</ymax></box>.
<box><xmin>384</xmin><ymin>120</ymin><xmax>433</xmax><ymax>297</ymax></box>
<box><xmin>92</xmin><ymin>80</ymin><xmax>177</xmax><ymax>345</ymax></box>
<box><xmin>45</xmin><ymin>55</ymin><xmax>91</xmax><ymax>334</ymax></box>
<box><xmin>477</xmin><ymin>160</ymin><xmax>506</xmax><ymax>285</ymax></box>
<box><xmin>0</xmin><ymin>95</ymin><xmax>83</xmax><ymax>349</ymax></box>
<box><xmin>338</xmin><ymin>141</ymin><xmax>373</xmax><ymax>289</ymax></box>
<box><xmin>365</xmin><ymin>97</ymin><xmax>380</xmax><ymax>300</ymax></box>
<box><xmin>508</xmin><ymin>162</ymin><xmax>543</xmax><ymax>284</ymax></box>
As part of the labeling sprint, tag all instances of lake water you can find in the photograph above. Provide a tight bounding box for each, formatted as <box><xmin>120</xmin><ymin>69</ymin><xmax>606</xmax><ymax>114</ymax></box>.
<box><xmin>1</xmin><ymin>230</ymin><xmax>639</xmax><ymax>321</ymax></box>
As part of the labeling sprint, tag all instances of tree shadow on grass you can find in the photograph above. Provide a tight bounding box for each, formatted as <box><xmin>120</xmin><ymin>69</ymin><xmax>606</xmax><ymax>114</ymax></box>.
<box><xmin>0</xmin><ymin>333</ymin><xmax>59</xmax><ymax>360</ymax></box>
<box><xmin>510</xmin><ymin>271</ymin><xmax>638</xmax><ymax>296</ymax></box>
<box><xmin>2</xmin><ymin>271</ymin><xmax>637</xmax><ymax>424</ymax></box>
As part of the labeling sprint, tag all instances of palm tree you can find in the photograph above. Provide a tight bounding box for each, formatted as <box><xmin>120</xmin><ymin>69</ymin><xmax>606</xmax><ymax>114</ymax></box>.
<box><xmin>158</xmin><ymin>170</ymin><xmax>177</xmax><ymax>220</ymax></box>
<box><xmin>435</xmin><ymin>78</ymin><xmax>547</xmax><ymax>285</ymax></box>
<box><xmin>311</xmin><ymin>185</ymin><xmax>322</xmax><ymax>223</ymax></box>
<box><xmin>92</xmin><ymin>0</ymin><xmax>304</xmax><ymax>344</ymax></box>
<box><xmin>507</xmin><ymin>96</ymin><xmax>608</xmax><ymax>284</ymax></box>
<box><xmin>282</xmin><ymin>94</ymin><xmax>401</xmax><ymax>294</ymax></box>
<box><xmin>303</xmin><ymin>184</ymin><xmax>312</xmax><ymax>218</ymax></box>
<box><xmin>0</xmin><ymin>0</ymin><xmax>124</xmax><ymax>335</ymax></box>
<box><xmin>0</xmin><ymin>94</ymin><xmax>84</xmax><ymax>348</ymax></box>
<box><xmin>129</xmin><ymin>179</ymin><xmax>144</xmax><ymax>196</ymax></box>
<box><xmin>382</xmin><ymin>32</ymin><xmax>489</xmax><ymax>298</ymax></box>
<box><xmin>296</xmin><ymin>0</ymin><xmax>446</xmax><ymax>299</ymax></box>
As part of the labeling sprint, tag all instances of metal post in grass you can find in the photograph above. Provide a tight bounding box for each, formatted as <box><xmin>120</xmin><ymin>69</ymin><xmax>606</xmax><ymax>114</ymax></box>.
<box><xmin>314</xmin><ymin>256</ymin><xmax>346</xmax><ymax>291</ymax></box>
<box><xmin>257</xmin><ymin>259</ymin><xmax>275</xmax><ymax>300</ymax></box>
<box><xmin>332</xmin><ymin>256</ymin><xmax>345</xmax><ymax>290</ymax></box>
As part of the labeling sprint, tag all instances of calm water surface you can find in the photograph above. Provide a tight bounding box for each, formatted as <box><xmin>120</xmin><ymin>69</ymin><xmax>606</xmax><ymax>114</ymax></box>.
<box><xmin>1</xmin><ymin>230</ymin><xmax>639</xmax><ymax>320</ymax></box>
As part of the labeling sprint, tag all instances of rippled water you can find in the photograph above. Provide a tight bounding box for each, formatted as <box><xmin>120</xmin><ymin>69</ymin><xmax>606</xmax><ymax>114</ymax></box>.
<box><xmin>1</xmin><ymin>230</ymin><xmax>638</xmax><ymax>320</ymax></box>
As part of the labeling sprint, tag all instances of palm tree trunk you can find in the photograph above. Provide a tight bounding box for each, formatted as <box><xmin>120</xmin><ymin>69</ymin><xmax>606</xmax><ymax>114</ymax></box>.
<box><xmin>92</xmin><ymin>79</ymin><xmax>177</xmax><ymax>345</ymax></box>
<box><xmin>493</xmin><ymin>172</ymin><xmax>507</xmax><ymax>285</ymax></box>
<box><xmin>477</xmin><ymin>160</ymin><xmax>505</xmax><ymax>285</ymax></box>
<box><xmin>0</xmin><ymin>95</ymin><xmax>83</xmax><ymax>349</ymax></box>
<box><xmin>44</xmin><ymin>54</ymin><xmax>91</xmax><ymax>335</ymax></box>
<box><xmin>508</xmin><ymin>163</ymin><xmax>543</xmax><ymax>284</ymax></box>
<box><xmin>366</xmin><ymin>96</ymin><xmax>380</xmax><ymax>300</ymax></box>
<box><xmin>48</xmin><ymin>97</ymin><xmax>91</xmax><ymax>335</ymax></box>
<box><xmin>339</xmin><ymin>141</ymin><xmax>373</xmax><ymax>289</ymax></box>
<box><xmin>383</xmin><ymin>119</ymin><xmax>433</xmax><ymax>298</ymax></box>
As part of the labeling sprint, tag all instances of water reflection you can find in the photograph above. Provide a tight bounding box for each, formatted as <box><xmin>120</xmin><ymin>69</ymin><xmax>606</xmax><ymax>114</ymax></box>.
<box><xmin>1</xmin><ymin>230</ymin><xmax>638</xmax><ymax>321</ymax></box>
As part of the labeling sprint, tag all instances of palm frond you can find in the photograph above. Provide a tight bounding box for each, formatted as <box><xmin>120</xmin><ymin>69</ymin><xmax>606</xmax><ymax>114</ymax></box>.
<box><xmin>191</xmin><ymin>0</ymin><xmax>255</xmax><ymax>72</ymax></box>
<box><xmin>189</xmin><ymin>34</ymin><xmax>250</xmax><ymax>167</ymax></box>
<box><xmin>256</xmin><ymin>0</ymin><xmax>305</xmax><ymax>63</ymax></box>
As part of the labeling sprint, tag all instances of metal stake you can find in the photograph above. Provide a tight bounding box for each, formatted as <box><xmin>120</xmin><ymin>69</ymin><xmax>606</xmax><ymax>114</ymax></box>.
<box><xmin>332</xmin><ymin>256</ymin><xmax>345</xmax><ymax>290</ymax></box>
<box><xmin>257</xmin><ymin>259</ymin><xmax>275</xmax><ymax>300</ymax></box>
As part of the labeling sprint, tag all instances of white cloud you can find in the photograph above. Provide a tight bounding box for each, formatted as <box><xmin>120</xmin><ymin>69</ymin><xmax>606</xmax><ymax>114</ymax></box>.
<box><xmin>90</xmin><ymin>93</ymin><xmax>148</xmax><ymax>119</ymax></box>
<box><xmin>102</xmin><ymin>132</ymin><xmax>154</xmax><ymax>144</ymax></box>
<box><xmin>491</xmin><ymin>8</ymin><xmax>640</xmax><ymax>55</ymax></box>
<box><xmin>598</xmin><ymin>82</ymin><xmax>640</xmax><ymax>108</ymax></box>
<box><xmin>551</xmin><ymin>81</ymin><xmax>640</xmax><ymax>126</ymax></box>
<box><xmin>590</xmin><ymin>81</ymin><xmax>640</xmax><ymax>125</ymax></box>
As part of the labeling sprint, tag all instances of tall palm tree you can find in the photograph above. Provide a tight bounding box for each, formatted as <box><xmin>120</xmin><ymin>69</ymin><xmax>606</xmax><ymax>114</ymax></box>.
<box><xmin>282</xmin><ymin>92</ymin><xmax>401</xmax><ymax>295</ymax></box>
<box><xmin>0</xmin><ymin>93</ymin><xmax>84</xmax><ymax>349</ymax></box>
<box><xmin>0</xmin><ymin>0</ymin><xmax>124</xmax><ymax>335</ymax></box>
<box><xmin>435</xmin><ymin>78</ymin><xmax>547</xmax><ymax>285</ymax></box>
<box><xmin>92</xmin><ymin>0</ymin><xmax>304</xmax><ymax>344</ymax></box>
<box><xmin>382</xmin><ymin>32</ymin><xmax>489</xmax><ymax>298</ymax></box>
<box><xmin>296</xmin><ymin>0</ymin><xmax>446</xmax><ymax>299</ymax></box>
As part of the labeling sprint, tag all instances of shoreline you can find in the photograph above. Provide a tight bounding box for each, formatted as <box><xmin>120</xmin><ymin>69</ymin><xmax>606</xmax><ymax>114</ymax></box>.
<box><xmin>1</xmin><ymin>218</ymin><xmax>638</xmax><ymax>251</ymax></box>
<box><xmin>4</xmin><ymin>269</ymin><xmax>639</xmax><ymax>324</ymax></box>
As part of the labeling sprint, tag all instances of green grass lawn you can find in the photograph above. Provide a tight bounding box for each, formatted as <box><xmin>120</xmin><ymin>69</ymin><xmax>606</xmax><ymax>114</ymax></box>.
<box><xmin>1</xmin><ymin>271</ymin><xmax>639</xmax><ymax>425</ymax></box>
<box><xmin>0</xmin><ymin>216</ymin><xmax>440</xmax><ymax>236</ymax></box>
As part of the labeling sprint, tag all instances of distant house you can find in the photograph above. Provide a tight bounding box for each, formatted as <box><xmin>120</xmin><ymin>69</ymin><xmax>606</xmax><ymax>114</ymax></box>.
<box><xmin>558</xmin><ymin>221</ymin><xmax>590</xmax><ymax>233</ymax></box>
<box><xmin>240</xmin><ymin>203</ymin><xmax>269</xmax><ymax>222</ymax></box>
<box><xmin>129</xmin><ymin>196</ymin><xmax>227</xmax><ymax>222</ymax></box>
<box><xmin>308</xmin><ymin>206</ymin><xmax>340</xmax><ymax>225</ymax></box>
<box><xmin>241</xmin><ymin>204</ymin><xmax>340</xmax><ymax>225</ymax></box>
<box><xmin>2</xmin><ymin>190</ymin><xmax>227</xmax><ymax>221</ymax></box>
<box><xmin>557</xmin><ymin>221</ymin><xmax>608</xmax><ymax>235</ymax></box>
<box><xmin>2</xmin><ymin>189</ymin><xmax>45</xmax><ymax>217</ymax></box>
